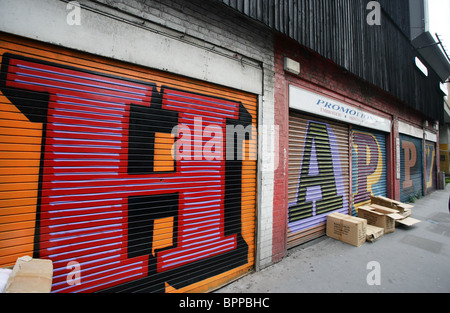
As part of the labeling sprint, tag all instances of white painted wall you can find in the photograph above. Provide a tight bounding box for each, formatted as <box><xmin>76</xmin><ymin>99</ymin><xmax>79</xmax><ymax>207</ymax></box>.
<box><xmin>0</xmin><ymin>0</ymin><xmax>263</xmax><ymax>94</ymax></box>
<box><xmin>0</xmin><ymin>0</ymin><xmax>276</xmax><ymax>269</ymax></box>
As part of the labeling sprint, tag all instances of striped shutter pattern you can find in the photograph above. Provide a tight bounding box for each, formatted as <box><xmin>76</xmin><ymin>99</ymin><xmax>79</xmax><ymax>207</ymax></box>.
<box><xmin>351</xmin><ymin>127</ymin><xmax>387</xmax><ymax>215</ymax></box>
<box><xmin>399</xmin><ymin>134</ymin><xmax>423</xmax><ymax>203</ymax></box>
<box><xmin>425</xmin><ymin>141</ymin><xmax>436</xmax><ymax>193</ymax></box>
<box><xmin>288</xmin><ymin>112</ymin><xmax>350</xmax><ymax>248</ymax></box>
<box><xmin>0</xmin><ymin>34</ymin><xmax>257</xmax><ymax>293</ymax></box>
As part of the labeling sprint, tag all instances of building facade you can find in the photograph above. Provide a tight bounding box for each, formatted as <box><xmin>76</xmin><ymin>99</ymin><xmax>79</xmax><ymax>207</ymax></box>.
<box><xmin>440</xmin><ymin>83</ymin><xmax>450</xmax><ymax>174</ymax></box>
<box><xmin>0</xmin><ymin>0</ymin><xmax>277</xmax><ymax>293</ymax></box>
<box><xmin>274</xmin><ymin>34</ymin><xmax>440</xmax><ymax>250</ymax></box>
<box><xmin>0</xmin><ymin>0</ymin><xmax>447</xmax><ymax>293</ymax></box>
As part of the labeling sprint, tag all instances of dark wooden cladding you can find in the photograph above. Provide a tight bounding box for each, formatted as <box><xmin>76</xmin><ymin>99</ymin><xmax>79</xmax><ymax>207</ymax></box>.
<box><xmin>378</xmin><ymin>0</ymin><xmax>411</xmax><ymax>36</ymax></box>
<box><xmin>218</xmin><ymin>0</ymin><xmax>444</xmax><ymax>123</ymax></box>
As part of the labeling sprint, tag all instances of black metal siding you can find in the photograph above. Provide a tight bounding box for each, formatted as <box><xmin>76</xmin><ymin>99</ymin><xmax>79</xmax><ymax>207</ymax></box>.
<box><xmin>218</xmin><ymin>0</ymin><xmax>444</xmax><ymax>122</ymax></box>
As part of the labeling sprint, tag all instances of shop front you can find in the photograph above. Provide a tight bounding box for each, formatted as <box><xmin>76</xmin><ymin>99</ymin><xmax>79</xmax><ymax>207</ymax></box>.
<box><xmin>286</xmin><ymin>85</ymin><xmax>392</xmax><ymax>248</ymax></box>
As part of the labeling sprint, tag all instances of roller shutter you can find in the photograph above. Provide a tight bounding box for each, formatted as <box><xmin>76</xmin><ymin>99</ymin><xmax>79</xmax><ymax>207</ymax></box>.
<box><xmin>351</xmin><ymin>127</ymin><xmax>388</xmax><ymax>215</ymax></box>
<box><xmin>288</xmin><ymin>112</ymin><xmax>350</xmax><ymax>248</ymax></box>
<box><xmin>0</xmin><ymin>34</ymin><xmax>257</xmax><ymax>293</ymax></box>
<box><xmin>399</xmin><ymin>134</ymin><xmax>423</xmax><ymax>203</ymax></box>
<box><xmin>425</xmin><ymin>141</ymin><xmax>437</xmax><ymax>193</ymax></box>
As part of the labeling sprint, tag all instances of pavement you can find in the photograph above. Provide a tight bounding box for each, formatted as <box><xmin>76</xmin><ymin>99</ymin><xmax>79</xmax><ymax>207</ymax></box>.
<box><xmin>216</xmin><ymin>185</ymin><xmax>450</xmax><ymax>293</ymax></box>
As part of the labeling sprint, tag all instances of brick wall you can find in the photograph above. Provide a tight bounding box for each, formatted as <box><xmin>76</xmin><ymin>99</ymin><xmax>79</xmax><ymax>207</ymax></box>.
<box><xmin>272</xmin><ymin>46</ymin><xmax>289</xmax><ymax>263</ymax></box>
<box><xmin>272</xmin><ymin>34</ymin><xmax>438</xmax><ymax>256</ymax></box>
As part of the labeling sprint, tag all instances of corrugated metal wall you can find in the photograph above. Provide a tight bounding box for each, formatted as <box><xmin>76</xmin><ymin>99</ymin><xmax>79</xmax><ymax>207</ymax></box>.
<box><xmin>218</xmin><ymin>0</ymin><xmax>444</xmax><ymax>123</ymax></box>
<box><xmin>399</xmin><ymin>134</ymin><xmax>423</xmax><ymax>203</ymax></box>
<box><xmin>0</xmin><ymin>34</ymin><xmax>257</xmax><ymax>293</ymax></box>
<box><xmin>288</xmin><ymin>112</ymin><xmax>350</xmax><ymax>248</ymax></box>
<box><xmin>351</xmin><ymin>127</ymin><xmax>387</xmax><ymax>215</ymax></box>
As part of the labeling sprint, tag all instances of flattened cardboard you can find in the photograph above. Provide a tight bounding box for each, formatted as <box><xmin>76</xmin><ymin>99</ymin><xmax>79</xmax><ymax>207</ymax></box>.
<box><xmin>370</xmin><ymin>196</ymin><xmax>414</xmax><ymax>214</ymax></box>
<box><xmin>396</xmin><ymin>217</ymin><xmax>421</xmax><ymax>227</ymax></box>
<box><xmin>370</xmin><ymin>199</ymin><xmax>416</xmax><ymax>220</ymax></box>
<box><xmin>4</xmin><ymin>256</ymin><xmax>53</xmax><ymax>293</ymax></box>
<box><xmin>387</xmin><ymin>213</ymin><xmax>407</xmax><ymax>220</ymax></box>
<box><xmin>366</xmin><ymin>224</ymin><xmax>384</xmax><ymax>242</ymax></box>
<box><xmin>367</xmin><ymin>204</ymin><xmax>401</xmax><ymax>215</ymax></box>
<box><xmin>358</xmin><ymin>203</ymin><xmax>421</xmax><ymax>233</ymax></box>
<box><xmin>326</xmin><ymin>213</ymin><xmax>367</xmax><ymax>247</ymax></box>
<box><xmin>371</xmin><ymin>198</ymin><xmax>412</xmax><ymax>218</ymax></box>
<box><xmin>401</xmin><ymin>208</ymin><xmax>412</xmax><ymax>218</ymax></box>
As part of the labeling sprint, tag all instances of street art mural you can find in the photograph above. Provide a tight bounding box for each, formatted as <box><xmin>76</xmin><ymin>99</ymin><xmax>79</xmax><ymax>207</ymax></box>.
<box><xmin>425</xmin><ymin>142</ymin><xmax>436</xmax><ymax>192</ymax></box>
<box><xmin>351</xmin><ymin>129</ymin><xmax>387</xmax><ymax>214</ymax></box>
<box><xmin>400</xmin><ymin>135</ymin><xmax>423</xmax><ymax>203</ymax></box>
<box><xmin>288</xmin><ymin>120</ymin><xmax>348</xmax><ymax>234</ymax></box>
<box><xmin>0</xmin><ymin>51</ymin><xmax>256</xmax><ymax>293</ymax></box>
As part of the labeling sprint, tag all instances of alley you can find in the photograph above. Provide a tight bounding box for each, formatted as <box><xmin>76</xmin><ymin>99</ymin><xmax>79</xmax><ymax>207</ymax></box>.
<box><xmin>217</xmin><ymin>186</ymin><xmax>450</xmax><ymax>293</ymax></box>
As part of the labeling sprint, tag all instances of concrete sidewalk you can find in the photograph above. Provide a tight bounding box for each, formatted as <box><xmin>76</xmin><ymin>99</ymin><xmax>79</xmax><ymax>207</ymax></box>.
<box><xmin>217</xmin><ymin>186</ymin><xmax>450</xmax><ymax>293</ymax></box>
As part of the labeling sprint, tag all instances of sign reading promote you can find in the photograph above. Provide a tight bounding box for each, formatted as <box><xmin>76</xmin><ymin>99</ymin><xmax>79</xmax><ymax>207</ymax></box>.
<box><xmin>289</xmin><ymin>85</ymin><xmax>391</xmax><ymax>133</ymax></box>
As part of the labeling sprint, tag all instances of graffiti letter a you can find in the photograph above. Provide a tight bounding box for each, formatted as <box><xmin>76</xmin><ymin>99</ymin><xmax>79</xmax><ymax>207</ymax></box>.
<box><xmin>290</xmin><ymin>121</ymin><xmax>343</xmax><ymax>222</ymax></box>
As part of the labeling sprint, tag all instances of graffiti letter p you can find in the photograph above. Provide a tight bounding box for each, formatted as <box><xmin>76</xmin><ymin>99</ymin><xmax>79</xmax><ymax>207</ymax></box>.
<box><xmin>402</xmin><ymin>141</ymin><xmax>417</xmax><ymax>189</ymax></box>
<box><xmin>353</xmin><ymin>132</ymin><xmax>381</xmax><ymax>204</ymax></box>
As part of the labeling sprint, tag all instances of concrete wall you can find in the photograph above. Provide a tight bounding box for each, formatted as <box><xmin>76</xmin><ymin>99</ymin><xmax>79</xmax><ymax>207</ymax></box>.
<box><xmin>0</xmin><ymin>0</ymin><xmax>276</xmax><ymax>269</ymax></box>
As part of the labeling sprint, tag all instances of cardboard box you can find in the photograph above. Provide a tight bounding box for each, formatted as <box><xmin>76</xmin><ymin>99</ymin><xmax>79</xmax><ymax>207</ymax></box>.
<box><xmin>3</xmin><ymin>256</ymin><xmax>53</xmax><ymax>293</ymax></box>
<box><xmin>0</xmin><ymin>268</ymin><xmax>12</xmax><ymax>293</ymax></box>
<box><xmin>326</xmin><ymin>212</ymin><xmax>367</xmax><ymax>247</ymax></box>
<box><xmin>370</xmin><ymin>195</ymin><xmax>413</xmax><ymax>217</ymax></box>
<box><xmin>366</xmin><ymin>224</ymin><xmax>384</xmax><ymax>242</ymax></box>
<box><xmin>368</xmin><ymin>198</ymin><xmax>421</xmax><ymax>227</ymax></box>
<box><xmin>357</xmin><ymin>205</ymin><xmax>404</xmax><ymax>234</ymax></box>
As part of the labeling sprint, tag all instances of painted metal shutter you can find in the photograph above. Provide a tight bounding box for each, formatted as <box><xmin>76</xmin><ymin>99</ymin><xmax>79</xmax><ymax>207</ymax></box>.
<box><xmin>440</xmin><ymin>143</ymin><xmax>450</xmax><ymax>175</ymax></box>
<box><xmin>288</xmin><ymin>111</ymin><xmax>350</xmax><ymax>249</ymax></box>
<box><xmin>425</xmin><ymin>141</ymin><xmax>437</xmax><ymax>193</ymax></box>
<box><xmin>351</xmin><ymin>127</ymin><xmax>388</xmax><ymax>215</ymax></box>
<box><xmin>0</xmin><ymin>34</ymin><xmax>257</xmax><ymax>293</ymax></box>
<box><xmin>399</xmin><ymin>134</ymin><xmax>423</xmax><ymax>203</ymax></box>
